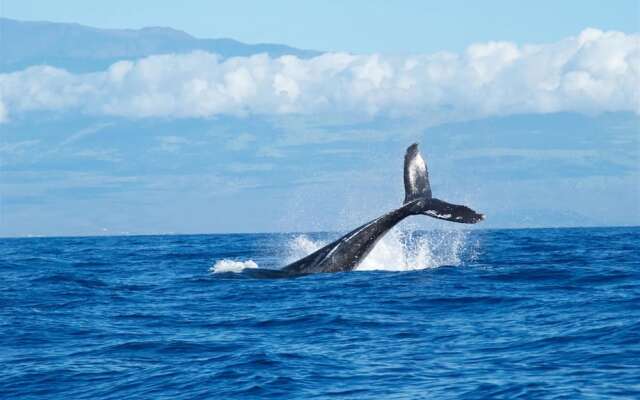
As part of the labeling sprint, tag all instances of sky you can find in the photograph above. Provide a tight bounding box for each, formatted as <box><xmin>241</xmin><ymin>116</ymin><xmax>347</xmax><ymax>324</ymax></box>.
<box><xmin>0</xmin><ymin>2</ymin><xmax>639</xmax><ymax>237</ymax></box>
<box><xmin>1</xmin><ymin>0</ymin><xmax>639</xmax><ymax>53</ymax></box>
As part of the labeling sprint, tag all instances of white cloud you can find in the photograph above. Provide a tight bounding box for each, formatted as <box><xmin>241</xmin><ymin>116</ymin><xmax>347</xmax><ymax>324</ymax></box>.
<box><xmin>0</xmin><ymin>28</ymin><xmax>638</xmax><ymax>123</ymax></box>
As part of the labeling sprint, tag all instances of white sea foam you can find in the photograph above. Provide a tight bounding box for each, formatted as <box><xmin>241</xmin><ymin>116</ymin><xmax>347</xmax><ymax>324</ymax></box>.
<box><xmin>210</xmin><ymin>259</ymin><xmax>259</xmax><ymax>273</ymax></box>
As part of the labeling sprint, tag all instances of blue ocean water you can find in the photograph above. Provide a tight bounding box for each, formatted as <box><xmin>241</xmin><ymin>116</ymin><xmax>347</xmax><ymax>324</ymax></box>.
<box><xmin>1</xmin><ymin>227</ymin><xmax>639</xmax><ymax>399</ymax></box>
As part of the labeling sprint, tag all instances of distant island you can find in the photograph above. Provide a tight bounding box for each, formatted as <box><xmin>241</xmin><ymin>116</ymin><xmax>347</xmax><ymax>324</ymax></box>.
<box><xmin>0</xmin><ymin>17</ymin><xmax>320</xmax><ymax>73</ymax></box>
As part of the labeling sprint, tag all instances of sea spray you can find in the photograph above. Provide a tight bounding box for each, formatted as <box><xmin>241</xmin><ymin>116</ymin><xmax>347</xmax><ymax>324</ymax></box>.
<box><xmin>283</xmin><ymin>234</ymin><xmax>325</xmax><ymax>265</ymax></box>
<box><xmin>210</xmin><ymin>228</ymin><xmax>474</xmax><ymax>273</ymax></box>
<box><xmin>357</xmin><ymin>228</ymin><xmax>471</xmax><ymax>270</ymax></box>
<box><xmin>210</xmin><ymin>259</ymin><xmax>258</xmax><ymax>273</ymax></box>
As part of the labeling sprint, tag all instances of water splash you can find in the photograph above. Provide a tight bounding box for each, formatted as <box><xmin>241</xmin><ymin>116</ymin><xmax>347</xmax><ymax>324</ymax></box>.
<box><xmin>211</xmin><ymin>229</ymin><xmax>474</xmax><ymax>274</ymax></box>
<box><xmin>283</xmin><ymin>234</ymin><xmax>325</xmax><ymax>264</ymax></box>
<box><xmin>210</xmin><ymin>259</ymin><xmax>258</xmax><ymax>273</ymax></box>
<box><xmin>357</xmin><ymin>228</ymin><xmax>472</xmax><ymax>271</ymax></box>
<box><xmin>282</xmin><ymin>229</ymin><xmax>473</xmax><ymax>272</ymax></box>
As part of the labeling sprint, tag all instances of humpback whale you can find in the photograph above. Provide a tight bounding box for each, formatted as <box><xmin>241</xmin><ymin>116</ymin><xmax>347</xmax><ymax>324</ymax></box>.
<box><xmin>251</xmin><ymin>143</ymin><xmax>483</xmax><ymax>278</ymax></box>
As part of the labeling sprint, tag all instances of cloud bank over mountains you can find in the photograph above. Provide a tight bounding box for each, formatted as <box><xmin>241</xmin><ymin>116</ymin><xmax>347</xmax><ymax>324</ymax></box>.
<box><xmin>1</xmin><ymin>28</ymin><xmax>638</xmax><ymax>124</ymax></box>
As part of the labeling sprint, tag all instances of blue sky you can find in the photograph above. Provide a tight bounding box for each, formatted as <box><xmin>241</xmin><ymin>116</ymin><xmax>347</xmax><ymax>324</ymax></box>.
<box><xmin>0</xmin><ymin>3</ymin><xmax>638</xmax><ymax>237</ymax></box>
<box><xmin>2</xmin><ymin>0</ymin><xmax>638</xmax><ymax>53</ymax></box>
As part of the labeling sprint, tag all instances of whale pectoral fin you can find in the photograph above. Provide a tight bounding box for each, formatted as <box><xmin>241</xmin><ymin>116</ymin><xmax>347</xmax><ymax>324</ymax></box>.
<box><xmin>421</xmin><ymin>198</ymin><xmax>484</xmax><ymax>224</ymax></box>
<box><xmin>404</xmin><ymin>143</ymin><xmax>432</xmax><ymax>203</ymax></box>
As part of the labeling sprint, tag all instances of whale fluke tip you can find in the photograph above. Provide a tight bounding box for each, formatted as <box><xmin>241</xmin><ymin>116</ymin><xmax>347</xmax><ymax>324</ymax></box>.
<box><xmin>404</xmin><ymin>142</ymin><xmax>431</xmax><ymax>203</ymax></box>
<box><xmin>407</xmin><ymin>143</ymin><xmax>419</xmax><ymax>153</ymax></box>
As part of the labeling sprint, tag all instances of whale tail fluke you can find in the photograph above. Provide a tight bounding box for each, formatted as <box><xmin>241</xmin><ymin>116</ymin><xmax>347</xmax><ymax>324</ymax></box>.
<box><xmin>416</xmin><ymin>198</ymin><xmax>485</xmax><ymax>224</ymax></box>
<box><xmin>404</xmin><ymin>143</ymin><xmax>432</xmax><ymax>204</ymax></box>
<box><xmin>403</xmin><ymin>143</ymin><xmax>484</xmax><ymax>224</ymax></box>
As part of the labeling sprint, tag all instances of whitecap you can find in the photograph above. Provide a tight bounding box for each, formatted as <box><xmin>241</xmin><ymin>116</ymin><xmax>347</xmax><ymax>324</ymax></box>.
<box><xmin>210</xmin><ymin>259</ymin><xmax>259</xmax><ymax>273</ymax></box>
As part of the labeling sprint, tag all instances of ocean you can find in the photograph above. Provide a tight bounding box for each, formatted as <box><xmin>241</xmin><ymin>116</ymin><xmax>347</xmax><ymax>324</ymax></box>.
<box><xmin>1</xmin><ymin>227</ymin><xmax>639</xmax><ymax>399</ymax></box>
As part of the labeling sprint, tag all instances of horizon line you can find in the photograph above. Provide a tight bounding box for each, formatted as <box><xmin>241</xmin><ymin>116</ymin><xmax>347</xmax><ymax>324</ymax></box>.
<box><xmin>1</xmin><ymin>224</ymin><xmax>638</xmax><ymax>240</ymax></box>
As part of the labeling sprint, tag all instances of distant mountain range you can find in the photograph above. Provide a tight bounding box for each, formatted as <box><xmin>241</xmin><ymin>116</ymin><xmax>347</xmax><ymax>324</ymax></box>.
<box><xmin>0</xmin><ymin>18</ymin><xmax>320</xmax><ymax>73</ymax></box>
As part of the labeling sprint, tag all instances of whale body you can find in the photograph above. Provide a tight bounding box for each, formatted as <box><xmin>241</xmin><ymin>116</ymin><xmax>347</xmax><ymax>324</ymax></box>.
<box><xmin>250</xmin><ymin>143</ymin><xmax>483</xmax><ymax>278</ymax></box>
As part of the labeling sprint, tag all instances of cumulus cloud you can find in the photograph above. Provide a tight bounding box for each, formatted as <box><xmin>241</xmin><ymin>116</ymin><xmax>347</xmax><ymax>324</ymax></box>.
<box><xmin>0</xmin><ymin>28</ymin><xmax>638</xmax><ymax>123</ymax></box>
